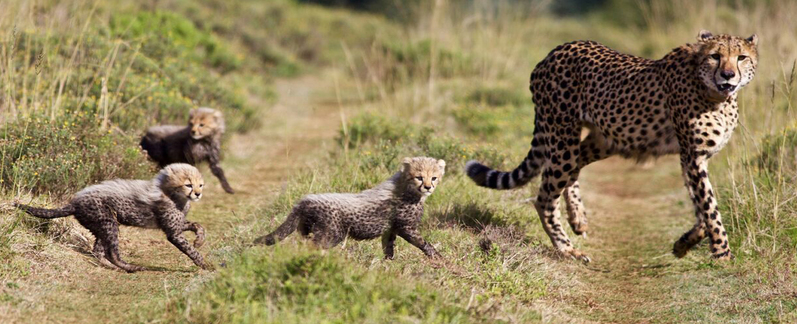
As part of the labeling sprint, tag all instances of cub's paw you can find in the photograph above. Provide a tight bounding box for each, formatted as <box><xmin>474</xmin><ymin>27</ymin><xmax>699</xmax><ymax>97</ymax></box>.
<box><xmin>193</xmin><ymin>236</ymin><xmax>205</xmax><ymax>249</ymax></box>
<box><xmin>711</xmin><ymin>250</ymin><xmax>734</xmax><ymax>261</ymax></box>
<box><xmin>123</xmin><ymin>265</ymin><xmax>147</xmax><ymax>273</ymax></box>
<box><xmin>199</xmin><ymin>262</ymin><xmax>216</xmax><ymax>271</ymax></box>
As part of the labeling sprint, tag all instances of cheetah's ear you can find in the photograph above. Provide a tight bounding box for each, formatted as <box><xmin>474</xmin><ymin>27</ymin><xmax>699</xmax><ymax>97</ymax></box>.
<box><xmin>437</xmin><ymin>159</ymin><xmax>446</xmax><ymax>171</ymax></box>
<box><xmin>746</xmin><ymin>34</ymin><xmax>758</xmax><ymax>46</ymax></box>
<box><xmin>212</xmin><ymin>109</ymin><xmax>223</xmax><ymax>120</ymax></box>
<box><xmin>697</xmin><ymin>30</ymin><xmax>713</xmax><ymax>42</ymax></box>
<box><xmin>188</xmin><ymin>108</ymin><xmax>198</xmax><ymax>119</ymax></box>
<box><xmin>401</xmin><ymin>157</ymin><xmax>413</xmax><ymax>172</ymax></box>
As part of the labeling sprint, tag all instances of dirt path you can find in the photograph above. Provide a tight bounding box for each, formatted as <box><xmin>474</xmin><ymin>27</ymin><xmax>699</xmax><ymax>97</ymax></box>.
<box><xmin>555</xmin><ymin>156</ymin><xmax>740</xmax><ymax>322</ymax></box>
<box><xmin>10</xmin><ymin>73</ymin><xmax>342</xmax><ymax>323</ymax></box>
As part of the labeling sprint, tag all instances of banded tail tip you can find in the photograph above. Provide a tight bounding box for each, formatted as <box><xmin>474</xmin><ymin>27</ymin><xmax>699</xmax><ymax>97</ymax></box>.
<box><xmin>465</xmin><ymin>160</ymin><xmax>492</xmax><ymax>185</ymax></box>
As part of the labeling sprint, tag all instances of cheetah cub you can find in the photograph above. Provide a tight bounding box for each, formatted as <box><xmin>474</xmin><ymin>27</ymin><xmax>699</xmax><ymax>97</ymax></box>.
<box><xmin>256</xmin><ymin>157</ymin><xmax>446</xmax><ymax>259</ymax></box>
<box><xmin>140</xmin><ymin>107</ymin><xmax>235</xmax><ymax>194</ymax></box>
<box><xmin>15</xmin><ymin>164</ymin><xmax>211</xmax><ymax>272</ymax></box>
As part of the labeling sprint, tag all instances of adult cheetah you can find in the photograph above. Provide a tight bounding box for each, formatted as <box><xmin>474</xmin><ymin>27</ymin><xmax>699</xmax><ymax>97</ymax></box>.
<box><xmin>467</xmin><ymin>31</ymin><xmax>758</xmax><ymax>262</ymax></box>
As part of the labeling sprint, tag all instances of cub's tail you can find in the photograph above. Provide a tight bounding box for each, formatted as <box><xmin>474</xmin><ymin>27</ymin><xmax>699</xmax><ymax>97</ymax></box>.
<box><xmin>255</xmin><ymin>209</ymin><xmax>301</xmax><ymax>245</ymax></box>
<box><xmin>465</xmin><ymin>146</ymin><xmax>542</xmax><ymax>190</ymax></box>
<box><xmin>15</xmin><ymin>203</ymin><xmax>75</xmax><ymax>219</ymax></box>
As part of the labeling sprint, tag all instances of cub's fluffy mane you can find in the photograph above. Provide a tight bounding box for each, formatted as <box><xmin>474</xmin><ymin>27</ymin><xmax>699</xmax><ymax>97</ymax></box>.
<box><xmin>303</xmin><ymin>171</ymin><xmax>400</xmax><ymax>207</ymax></box>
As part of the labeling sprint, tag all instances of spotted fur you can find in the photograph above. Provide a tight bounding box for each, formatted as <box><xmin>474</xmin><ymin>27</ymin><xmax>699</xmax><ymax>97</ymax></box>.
<box><xmin>466</xmin><ymin>31</ymin><xmax>758</xmax><ymax>262</ymax></box>
<box><xmin>140</xmin><ymin>107</ymin><xmax>235</xmax><ymax>194</ymax></box>
<box><xmin>15</xmin><ymin>164</ymin><xmax>211</xmax><ymax>272</ymax></box>
<box><xmin>256</xmin><ymin>157</ymin><xmax>446</xmax><ymax>259</ymax></box>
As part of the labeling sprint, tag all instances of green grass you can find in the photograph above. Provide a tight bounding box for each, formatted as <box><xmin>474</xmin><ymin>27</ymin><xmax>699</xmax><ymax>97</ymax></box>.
<box><xmin>162</xmin><ymin>245</ymin><xmax>484</xmax><ymax>323</ymax></box>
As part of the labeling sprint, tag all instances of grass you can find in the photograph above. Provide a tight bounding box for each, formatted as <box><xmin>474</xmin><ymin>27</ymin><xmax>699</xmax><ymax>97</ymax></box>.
<box><xmin>162</xmin><ymin>244</ymin><xmax>489</xmax><ymax>323</ymax></box>
<box><xmin>3</xmin><ymin>0</ymin><xmax>797</xmax><ymax>322</ymax></box>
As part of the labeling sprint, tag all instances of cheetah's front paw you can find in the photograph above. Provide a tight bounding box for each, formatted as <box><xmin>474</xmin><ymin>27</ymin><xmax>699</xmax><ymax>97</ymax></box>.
<box><xmin>563</xmin><ymin>249</ymin><xmax>591</xmax><ymax>263</ymax></box>
<box><xmin>672</xmin><ymin>240</ymin><xmax>692</xmax><ymax>258</ymax></box>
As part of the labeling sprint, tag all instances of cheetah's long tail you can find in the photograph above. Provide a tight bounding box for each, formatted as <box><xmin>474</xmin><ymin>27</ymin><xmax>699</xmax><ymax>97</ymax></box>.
<box><xmin>465</xmin><ymin>147</ymin><xmax>542</xmax><ymax>190</ymax></box>
<box><xmin>255</xmin><ymin>210</ymin><xmax>300</xmax><ymax>245</ymax></box>
<box><xmin>15</xmin><ymin>203</ymin><xmax>75</xmax><ymax>219</ymax></box>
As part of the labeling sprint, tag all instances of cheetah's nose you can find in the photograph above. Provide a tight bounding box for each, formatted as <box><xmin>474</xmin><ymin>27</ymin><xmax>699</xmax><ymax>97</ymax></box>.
<box><xmin>424</xmin><ymin>185</ymin><xmax>432</xmax><ymax>190</ymax></box>
<box><xmin>720</xmin><ymin>70</ymin><xmax>735</xmax><ymax>80</ymax></box>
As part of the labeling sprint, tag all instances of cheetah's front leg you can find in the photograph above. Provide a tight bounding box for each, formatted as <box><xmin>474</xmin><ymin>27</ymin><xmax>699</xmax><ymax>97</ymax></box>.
<box><xmin>396</xmin><ymin>226</ymin><xmax>439</xmax><ymax>259</ymax></box>
<box><xmin>184</xmin><ymin>222</ymin><xmax>206</xmax><ymax>248</ymax></box>
<box><xmin>209</xmin><ymin>156</ymin><xmax>235</xmax><ymax>194</ymax></box>
<box><xmin>167</xmin><ymin>233</ymin><xmax>212</xmax><ymax>270</ymax></box>
<box><xmin>674</xmin><ymin>154</ymin><xmax>731</xmax><ymax>260</ymax></box>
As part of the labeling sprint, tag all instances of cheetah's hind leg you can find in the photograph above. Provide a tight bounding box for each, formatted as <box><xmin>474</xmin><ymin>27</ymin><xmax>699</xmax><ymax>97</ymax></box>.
<box><xmin>97</xmin><ymin>223</ymin><xmax>146</xmax><ymax>273</ymax></box>
<box><xmin>533</xmin><ymin>128</ymin><xmax>590</xmax><ymax>263</ymax></box>
<box><xmin>564</xmin><ymin>181</ymin><xmax>589</xmax><ymax>237</ymax></box>
<box><xmin>91</xmin><ymin>239</ymin><xmax>120</xmax><ymax>270</ymax></box>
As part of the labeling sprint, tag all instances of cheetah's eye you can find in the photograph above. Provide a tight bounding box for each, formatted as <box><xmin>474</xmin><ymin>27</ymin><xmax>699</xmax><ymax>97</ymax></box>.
<box><xmin>200</xmin><ymin>184</ymin><xmax>204</xmax><ymax>188</ymax></box>
<box><xmin>737</xmin><ymin>55</ymin><xmax>747</xmax><ymax>61</ymax></box>
<box><xmin>185</xmin><ymin>184</ymin><xmax>193</xmax><ymax>188</ymax></box>
<box><xmin>710</xmin><ymin>53</ymin><xmax>721</xmax><ymax>60</ymax></box>
<box><xmin>432</xmin><ymin>177</ymin><xmax>438</xmax><ymax>181</ymax></box>
<box><xmin>415</xmin><ymin>176</ymin><xmax>423</xmax><ymax>181</ymax></box>
<box><xmin>199</xmin><ymin>124</ymin><xmax>205</xmax><ymax>127</ymax></box>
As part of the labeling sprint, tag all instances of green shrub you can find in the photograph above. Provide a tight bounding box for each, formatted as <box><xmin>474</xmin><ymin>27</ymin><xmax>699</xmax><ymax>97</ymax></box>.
<box><xmin>0</xmin><ymin>113</ymin><xmax>152</xmax><ymax>198</ymax></box>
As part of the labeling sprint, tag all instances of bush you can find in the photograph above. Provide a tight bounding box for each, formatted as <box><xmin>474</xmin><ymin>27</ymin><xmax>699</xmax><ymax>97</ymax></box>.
<box><xmin>0</xmin><ymin>113</ymin><xmax>152</xmax><ymax>198</ymax></box>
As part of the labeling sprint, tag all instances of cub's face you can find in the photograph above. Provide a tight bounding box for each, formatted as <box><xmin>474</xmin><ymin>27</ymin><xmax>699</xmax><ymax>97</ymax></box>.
<box><xmin>402</xmin><ymin>157</ymin><xmax>446</xmax><ymax>196</ymax></box>
<box><xmin>189</xmin><ymin>108</ymin><xmax>224</xmax><ymax>140</ymax></box>
<box><xmin>159</xmin><ymin>163</ymin><xmax>205</xmax><ymax>201</ymax></box>
<box><xmin>696</xmin><ymin>30</ymin><xmax>758</xmax><ymax>100</ymax></box>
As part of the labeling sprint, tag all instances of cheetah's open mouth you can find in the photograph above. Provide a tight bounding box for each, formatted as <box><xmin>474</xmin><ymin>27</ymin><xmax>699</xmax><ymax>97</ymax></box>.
<box><xmin>716</xmin><ymin>83</ymin><xmax>737</xmax><ymax>92</ymax></box>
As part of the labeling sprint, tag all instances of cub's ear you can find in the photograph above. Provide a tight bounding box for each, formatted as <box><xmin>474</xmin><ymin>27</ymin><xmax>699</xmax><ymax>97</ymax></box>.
<box><xmin>401</xmin><ymin>157</ymin><xmax>413</xmax><ymax>172</ymax></box>
<box><xmin>212</xmin><ymin>109</ymin><xmax>223</xmax><ymax>120</ymax></box>
<box><xmin>437</xmin><ymin>159</ymin><xmax>446</xmax><ymax>171</ymax></box>
<box><xmin>746</xmin><ymin>34</ymin><xmax>758</xmax><ymax>46</ymax></box>
<box><xmin>189</xmin><ymin>108</ymin><xmax>198</xmax><ymax>119</ymax></box>
<box><xmin>697</xmin><ymin>30</ymin><xmax>713</xmax><ymax>42</ymax></box>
